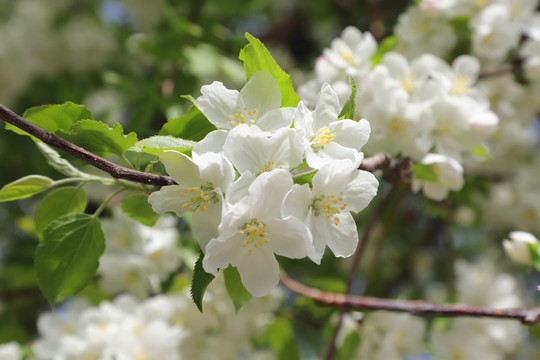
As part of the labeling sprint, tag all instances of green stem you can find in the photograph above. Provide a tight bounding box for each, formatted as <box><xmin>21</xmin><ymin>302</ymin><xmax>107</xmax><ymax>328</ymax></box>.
<box><xmin>92</xmin><ymin>188</ymin><xmax>128</xmax><ymax>218</ymax></box>
<box><xmin>292</xmin><ymin>169</ymin><xmax>317</xmax><ymax>182</ymax></box>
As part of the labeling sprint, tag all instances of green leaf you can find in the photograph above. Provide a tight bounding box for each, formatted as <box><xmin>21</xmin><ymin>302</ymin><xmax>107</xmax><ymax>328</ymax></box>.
<box><xmin>412</xmin><ymin>163</ymin><xmax>439</xmax><ymax>183</ymax></box>
<box><xmin>266</xmin><ymin>317</ymin><xmax>300</xmax><ymax>360</ymax></box>
<box><xmin>129</xmin><ymin>136</ymin><xmax>196</xmax><ymax>156</ymax></box>
<box><xmin>223</xmin><ymin>265</ymin><xmax>252</xmax><ymax>312</ymax></box>
<box><xmin>292</xmin><ymin>169</ymin><xmax>317</xmax><ymax>186</ymax></box>
<box><xmin>35</xmin><ymin>187</ymin><xmax>87</xmax><ymax>233</ymax></box>
<box><xmin>338</xmin><ymin>76</ymin><xmax>357</xmax><ymax>120</ymax></box>
<box><xmin>36</xmin><ymin>143</ymin><xmax>89</xmax><ymax>178</ymax></box>
<box><xmin>239</xmin><ymin>33</ymin><xmax>300</xmax><ymax>107</ymax></box>
<box><xmin>159</xmin><ymin>106</ymin><xmax>217</xmax><ymax>141</ymax></box>
<box><xmin>5</xmin><ymin>102</ymin><xmax>93</xmax><ymax>141</ymax></box>
<box><xmin>35</xmin><ymin>213</ymin><xmax>105</xmax><ymax>305</ymax></box>
<box><xmin>120</xmin><ymin>193</ymin><xmax>160</xmax><ymax>226</ymax></box>
<box><xmin>472</xmin><ymin>144</ymin><xmax>490</xmax><ymax>160</ymax></box>
<box><xmin>0</xmin><ymin>175</ymin><xmax>54</xmax><ymax>202</ymax></box>
<box><xmin>371</xmin><ymin>35</ymin><xmax>397</xmax><ymax>66</ymax></box>
<box><xmin>59</xmin><ymin>120</ymin><xmax>138</xmax><ymax>158</ymax></box>
<box><xmin>190</xmin><ymin>251</ymin><xmax>215</xmax><ymax>312</ymax></box>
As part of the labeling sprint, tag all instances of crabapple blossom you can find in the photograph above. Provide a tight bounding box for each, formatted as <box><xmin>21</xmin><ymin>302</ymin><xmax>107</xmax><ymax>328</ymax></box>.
<box><xmin>502</xmin><ymin>231</ymin><xmax>539</xmax><ymax>265</ymax></box>
<box><xmin>203</xmin><ymin>170</ymin><xmax>313</xmax><ymax>296</ymax></box>
<box><xmin>293</xmin><ymin>83</ymin><xmax>370</xmax><ymax>169</ymax></box>
<box><xmin>148</xmin><ymin>150</ymin><xmax>234</xmax><ymax>250</ymax></box>
<box><xmin>412</xmin><ymin>153</ymin><xmax>464</xmax><ymax>201</ymax></box>
<box><xmin>282</xmin><ymin>160</ymin><xmax>378</xmax><ymax>263</ymax></box>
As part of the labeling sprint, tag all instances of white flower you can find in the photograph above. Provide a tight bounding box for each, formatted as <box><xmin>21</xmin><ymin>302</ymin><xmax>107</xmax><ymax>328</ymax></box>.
<box><xmin>197</xmin><ymin>70</ymin><xmax>294</xmax><ymax>132</ymax></box>
<box><xmin>294</xmin><ymin>84</ymin><xmax>370</xmax><ymax>169</ymax></box>
<box><xmin>0</xmin><ymin>342</ymin><xmax>22</xmax><ymax>360</ymax></box>
<box><xmin>203</xmin><ymin>170</ymin><xmax>312</xmax><ymax>296</ymax></box>
<box><xmin>521</xmin><ymin>38</ymin><xmax>540</xmax><ymax>82</ymax></box>
<box><xmin>412</xmin><ymin>153</ymin><xmax>464</xmax><ymax>201</ymax></box>
<box><xmin>282</xmin><ymin>160</ymin><xmax>378</xmax><ymax>263</ymax></box>
<box><xmin>148</xmin><ymin>150</ymin><xmax>234</xmax><ymax>250</ymax></box>
<box><xmin>503</xmin><ymin>231</ymin><xmax>539</xmax><ymax>265</ymax></box>
<box><xmin>223</xmin><ymin>124</ymin><xmax>306</xmax><ymax>174</ymax></box>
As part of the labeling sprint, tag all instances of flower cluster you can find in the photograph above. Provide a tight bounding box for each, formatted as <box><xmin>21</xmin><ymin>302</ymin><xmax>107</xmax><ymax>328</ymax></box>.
<box><xmin>97</xmin><ymin>211</ymin><xmax>181</xmax><ymax>298</ymax></box>
<box><xmin>148</xmin><ymin>70</ymin><xmax>379</xmax><ymax>296</ymax></box>
<box><xmin>29</xmin><ymin>275</ymin><xmax>282</xmax><ymax>360</ymax></box>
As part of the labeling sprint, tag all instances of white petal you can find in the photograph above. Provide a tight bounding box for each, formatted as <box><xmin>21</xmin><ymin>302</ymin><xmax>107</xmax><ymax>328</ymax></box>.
<box><xmin>256</xmin><ymin>107</ymin><xmax>295</xmax><ymax>132</ymax></box>
<box><xmin>247</xmin><ymin>170</ymin><xmax>293</xmax><ymax>219</ymax></box>
<box><xmin>265</xmin><ymin>217</ymin><xmax>312</xmax><ymax>259</ymax></box>
<box><xmin>192</xmin><ymin>201</ymin><xmax>223</xmax><ymax>251</ymax></box>
<box><xmin>223</xmin><ymin>125</ymin><xmax>268</xmax><ymax>173</ymax></box>
<box><xmin>309</xmin><ymin>212</ymin><xmax>330</xmax><ymax>264</ymax></box>
<box><xmin>159</xmin><ymin>151</ymin><xmax>200</xmax><ymax>187</ymax></box>
<box><xmin>226</xmin><ymin>171</ymin><xmax>256</xmax><ymax>206</ymax></box>
<box><xmin>197</xmin><ymin>153</ymin><xmax>235</xmax><ymax>191</ymax></box>
<box><xmin>282</xmin><ymin>184</ymin><xmax>313</xmax><ymax>220</ymax></box>
<box><xmin>203</xmin><ymin>233</ymin><xmax>245</xmax><ymax>276</ymax></box>
<box><xmin>266</xmin><ymin>128</ymin><xmax>306</xmax><ymax>170</ymax></box>
<box><xmin>307</xmin><ymin>142</ymin><xmax>363</xmax><ymax>169</ymax></box>
<box><xmin>312</xmin><ymin>160</ymin><xmax>357</xmax><ymax>196</ymax></box>
<box><xmin>330</xmin><ymin>118</ymin><xmax>371</xmax><ymax>150</ymax></box>
<box><xmin>240</xmin><ymin>71</ymin><xmax>281</xmax><ymax>115</ymax></box>
<box><xmin>312</xmin><ymin>83</ymin><xmax>341</xmax><ymax>130</ymax></box>
<box><xmin>148</xmin><ymin>185</ymin><xmax>189</xmax><ymax>216</ymax></box>
<box><xmin>192</xmin><ymin>130</ymin><xmax>228</xmax><ymax>160</ymax></box>
<box><xmin>198</xmin><ymin>82</ymin><xmax>242</xmax><ymax>129</ymax></box>
<box><xmin>325</xmin><ymin>212</ymin><xmax>358</xmax><ymax>258</ymax></box>
<box><xmin>343</xmin><ymin>170</ymin><xmax>379</xmax><ymax>213</ymax></box>
<box><xmin>236</xmin><ymin>245</ymin><xmax>279</xmax><ymax>297</ymax></box>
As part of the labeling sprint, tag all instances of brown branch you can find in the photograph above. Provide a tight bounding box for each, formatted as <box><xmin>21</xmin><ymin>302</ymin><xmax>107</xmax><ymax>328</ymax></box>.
<box><xmin>359</xmin><ymin>153</ymin><xmax>412</xmax><ymax>184</ymax></box>
<box><xmin>280</xmin><ymin>273</ymin><xmax>540</xmax><ymax>326</ymax></box>
<box><xmin>0</xmin><ymin>104</ymin><xmax>175</xmax><ymax>187</ymax></box>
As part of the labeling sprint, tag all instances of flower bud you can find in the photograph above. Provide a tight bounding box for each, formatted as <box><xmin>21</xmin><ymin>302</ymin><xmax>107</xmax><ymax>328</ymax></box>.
<box><xmin>502</xmin><ymin>231</ymin><xmax>539</xmax><ymax>265</ymax></box>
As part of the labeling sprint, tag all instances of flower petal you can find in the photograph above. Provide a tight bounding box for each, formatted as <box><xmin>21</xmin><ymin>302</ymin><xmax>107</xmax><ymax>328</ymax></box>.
<box><xmin>192</xmin><ymin>130</ymin><xmax>228</xmax><ymax>160</ymax></box>
<box><xmin>282</xmin><ymin>184</ymin><xmax>313</xmax><ymax>220</ymax></box>
<box><xmin>192</xmin><ymin>201</ymin><xmax>223</xmax><ymax>251</ymax></box>
<box><xmin>312</xmin><ymin>83</ymin><xmax>341</xmax><ymax>130</ymax></box>
<box><xmin>198</xmin><ymin>82</ymin><xmax>242</xmax><ymax>129</ymax></box>
<box><xmin>159</xmin><ymin>150</ymin><xmax>200</xmax><ymax>187</ymax></box>
<box><xmin>256</xmin><ymin>107</ymin><xmax>295</xmax><ymax>132</ymax></box>
<box><xmin>330</xmin><ymin>118</ymin><xmax>371</xmax><ymax>150</ymax></box>
<box><xmin>197</xmin><ymin>153</ymin><xmax>235</xmax><ymax>192</ymax></box>
<box><xmin>325</xmin><ymin>212</ymin><xmax>358</xmax><ymax>258</ymax></box>
<box><xmin>148</xmin><ymin>185</ymin><xmax>189</xmax><ymax>216</ymax></box>
<box><xmin>203</xmin><ymin>233</ymin><xmax>245</xmax><ymax>276</ymax></box>
<box><xmin>223</xmin><ymin>125</ymin><xmax>268</xmax><ymax>173</ymax></box>
<box><xmin>236</xmin><ymin>245</ymin><xmax>279</xmax><ymax>297</ymax></box>
<box><xmin>343</xmin><ymin>170</ymin><xmax>379</xmax><ymax>213</ymax></box>
<box><xmin>247</xmin><ymin>169</ymin><xmax>293</xmax><ymax>219</ymax></box>
<box><xmin>265</xmin><ymin>217</ymin><xmax>312</xmax><ymax>259</ymax></box>
<box><xmin>240</xmin><ymin>71</ymin><xmax>281</xmax><ymax>115</ymax></box>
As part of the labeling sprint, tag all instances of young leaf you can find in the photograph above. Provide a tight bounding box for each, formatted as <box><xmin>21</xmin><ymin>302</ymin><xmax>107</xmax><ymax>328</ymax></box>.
<box><xmin>35</xmin><ymin>213</ymin><xmax>105</xmax><ymax>305</ymax></box>
<box><xmin>36</xmin><ymin>143</ymin><xmax>89</xmax><ymax>178</ymax></box>
<box><xmin>59</xmin><ymin>120</ymin><xmax>138</xmax><ymax>158</ymax></box>
<box><xmin>159</xmin><ymin>106</ymin><xmax>216</xmax><ymax>141</ymax></box>
<box><xmin>338</xmin><ymin>76</ymin><xmax>357</xmax><ymax>120</ymax></box>
<box><xmin>120</xmin><ymin>193</ymin><xmax>160</xmax><ymax>226</ymax></box>
<box><xmin>5</xmin><ymin>102</ymin><xmax>93</xmax><ymax>141</ymax></box>
<box><xmin>412</xmin><ymin>163</ymin><xmax>439</xmax><ymax>183</ymax></box>
<box><xmin>371</xmin><ymin>35</ymin><xmax>397</xmax><ymax>66</ymax></box>
<box><xmin>0</xmin><ymin>175</ymin><xmax>54</xmax><ymax>202</ymax></box>
<box><xmin>190</xmin><ymin>251</ymin><xmax>215</xmax><ymax>313</ymax></box>
<box><xmin>129</xmin><ymin>136</ymin><xmax>196</xmax><ymax>156</ymax></box>
<box><xmin>35</xmin><ymin>187</ymin><xmax>87</xmax><ymax>233</ymax></box>
<box><xmin>239</xmin><ymin>33</ymin><xmax>300</xmax><ymax>107</ymax></box>
<box><xmin>223</xmin><ymin>265</ymin><xmax>252</xmax><ymax>312</ymax></box>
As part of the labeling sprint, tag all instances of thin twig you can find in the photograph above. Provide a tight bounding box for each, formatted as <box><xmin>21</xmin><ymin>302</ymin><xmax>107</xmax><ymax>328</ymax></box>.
<box><xmin>280</xmin><ymin>273</ymin><xmax>540</xmax><ymax>326</ymax></box>
<box><xmin>0</xmin><ymin>104</ymin><xmax>175</xmax><ymax>187</ymax></box>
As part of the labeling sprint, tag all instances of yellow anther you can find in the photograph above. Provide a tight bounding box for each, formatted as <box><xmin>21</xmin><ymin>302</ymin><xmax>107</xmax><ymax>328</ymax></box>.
<box><xmin>342</xmin><ymin>51</ymin><xmax>354</xmax><ymax>64</ymax></box>
<box><xmin>248</xmin><ymin>249</ymin><xmax>253</xmax><ymax>255</ymax></box>
<box><xmin>450</xmin><ymin>76</ymin><xmax>472</xmax><ymax>95</ymax></box>
<box><xmin>312</xmin><ymin>126</ymin><xmax>336</xmax><ymax>149</ymax></box>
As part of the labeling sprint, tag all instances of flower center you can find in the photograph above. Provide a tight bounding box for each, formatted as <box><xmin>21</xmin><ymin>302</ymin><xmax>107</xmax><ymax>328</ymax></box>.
<box><xmin>229</xmin><ymin>106</ymin><xmax>259</xmax><ymax>127</ymax></box>
<box><xmin>180</xmin><ymin>182</ymin><xmax>218</xmax><ymax>212</ymax></box>
<box><xmin>401</xmin><ymin>73</ymin><xmax>417</xmax><ymax>93</ymax></box>
<box><xmin>450</xmin><ymin>75</ymin><xmax>472</xmax><ymax>95</ymax></box>
<box><xmin>311</xmin><ymin>126</ymin><xmax>336</xmax><ymax>151</ymax></box>
<box><xmin>238</xmin><ymin>219</ymin><xmax>269</xmax><ymax>255</ymax></box>
<box><xmin>311</xmin><ymin>192</ymin><xmax>347</xmax><ymax>226</ymax></box>
<box><xmin>389</xmin><ymin>118</ymin><xmax>406</xmax><ymax>135</ymax></box>
<box><xmin>342</xmin><ymin>51</ymin><xmax>354</xmax><ymax>64</ymax></box>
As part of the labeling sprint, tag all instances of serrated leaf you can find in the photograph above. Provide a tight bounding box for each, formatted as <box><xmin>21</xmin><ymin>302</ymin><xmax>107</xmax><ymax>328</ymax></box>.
<box><xmin>239</xmin><ymin>33</ymin><xmax>300</xmax><ymax>107</ymax></box>
<box><xmin>412</xmin><ymin>163</ymin><xmax>439</xmax><ymax>183</ymax></box>
<box><xmin>129</xmin><ymin>136</ymin><xmax>196</xmax><ymax>156</ymax></box>
<box><xmin>223</xmin><ymin>266</ymin><xmax>252</xmax><ymax>312</ymax></box>
<box><xmin>0</xmin><ymin>175</ymin><xmax>54</xmax><ymax>202</ymax></box>
<box><xmin>36</xmin><ymin>143</ymin><xmax>88</xmax><ymax>178</ymax></box>
<box><xmin>159</xmin><ymin>106</ymin><xmax>216</xmax><ymax>141</ymax></box>
<box><xmin>120</xmin><ymin>193</ymin><xmax>160</xmax><ymax>226</ymax></box>
<box><xmin>35</xmin><ymin>213</ymin><xmax>105</xmax><ymax>305</ymax></box>
<box><xmin>59</xmin><ymin>120</ymin><xmax>138</xmax><ymax>158</ymax></box>
<box><xmin>190</xmin><ymin>251</ymin><xmax>215</xmax><ymax>312</ymax></box>
<box><xmin>338</xmin><ymin>76</ymin><xmax>357</xmax><ymax>120</ymax></box>
<box><xmin>35</xmin><ymin>187</ymin><xmax>87</xmax><ymax>233</ymax></box>
<box><xmin>371</xmin><ymin>35</ymin><xmax>397</xmax><ymax>66</ymax></box>
<box><xmin>5</xmin><ymin>102</ymin><xmax>93</xmax><ymax>141</ymax></box>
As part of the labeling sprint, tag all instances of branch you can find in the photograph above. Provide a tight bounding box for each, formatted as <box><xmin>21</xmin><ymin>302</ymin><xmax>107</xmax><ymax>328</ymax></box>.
<box><xmin>280</xmin><ymin>273</ymin><xmax>540</xmax><ymax>326</ymax></box>
<box><xmin>0</xmin><ymin>104</ymin><xmax>175</xmax><ymax>187</ymax></box>
<box><xmin>358</xmin><ymin>153</ymin><xmax>412</xmax><ymax>184</ymax></box>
